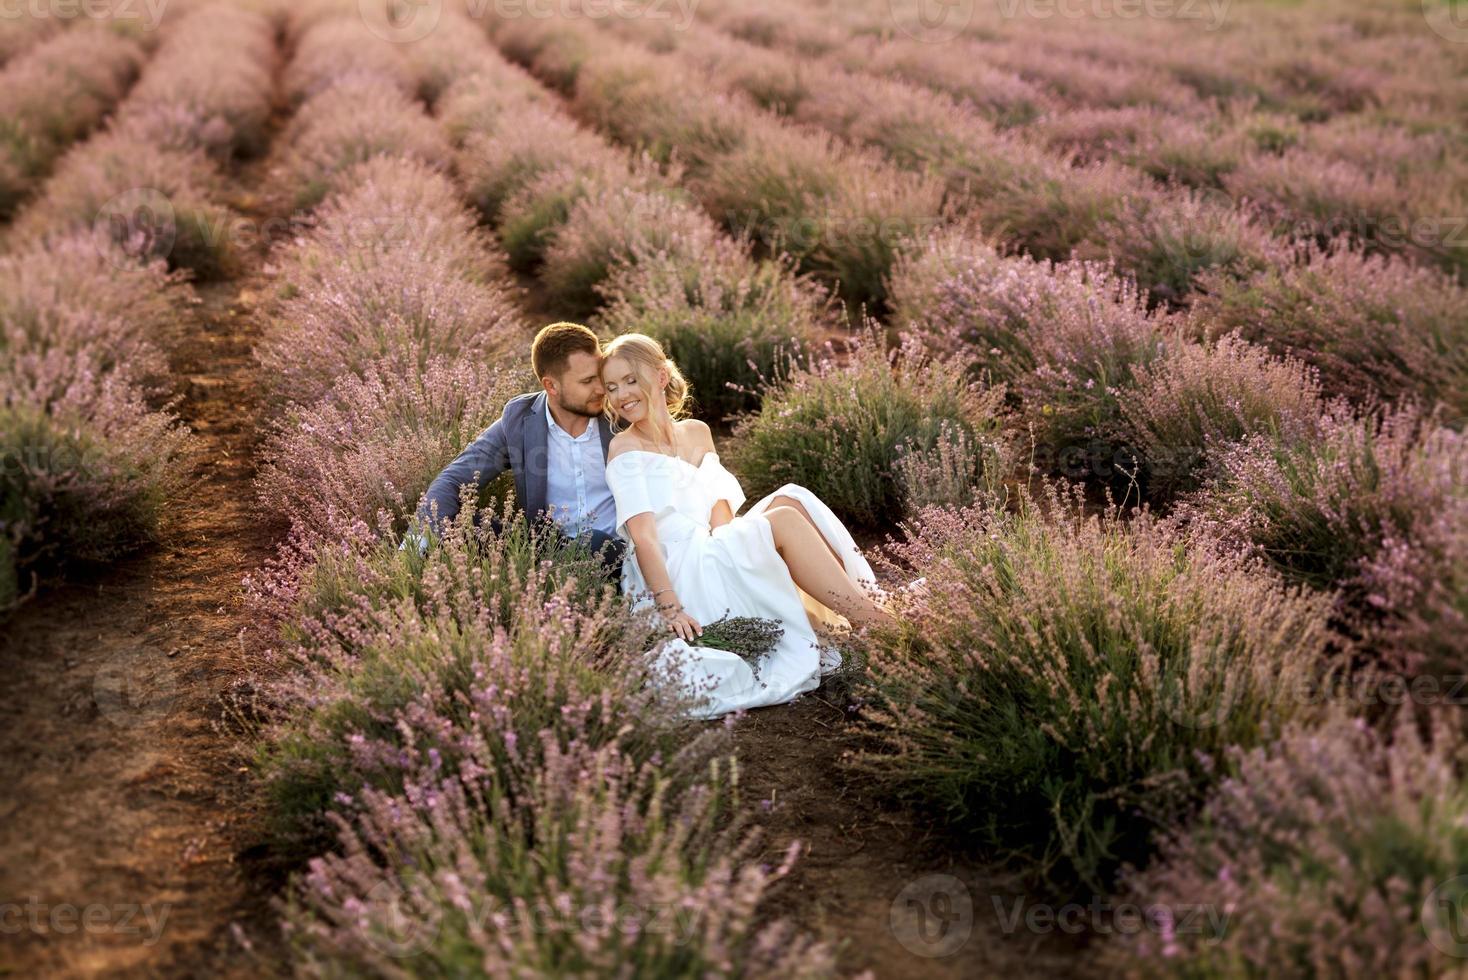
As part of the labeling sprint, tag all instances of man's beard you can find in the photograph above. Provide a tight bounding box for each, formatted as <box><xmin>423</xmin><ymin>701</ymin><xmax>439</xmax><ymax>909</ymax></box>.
<box><xmin>556</xmin><ymin>393</ymin><xmax>604</xmax><ymax>419</ymax></box>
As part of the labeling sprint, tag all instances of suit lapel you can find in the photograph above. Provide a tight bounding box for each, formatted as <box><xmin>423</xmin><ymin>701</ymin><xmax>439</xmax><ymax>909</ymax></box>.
<box><xmin>525</xmin><ymin>391</ymin><xmax>549</xmax><ymax>519</ymax></box>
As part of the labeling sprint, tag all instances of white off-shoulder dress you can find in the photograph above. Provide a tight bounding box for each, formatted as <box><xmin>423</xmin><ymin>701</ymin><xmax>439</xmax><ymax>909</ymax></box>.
<box><xmin>605</xmin><ymin>449</ymin><xmax>878</xmax><ymax>719</ymax></box>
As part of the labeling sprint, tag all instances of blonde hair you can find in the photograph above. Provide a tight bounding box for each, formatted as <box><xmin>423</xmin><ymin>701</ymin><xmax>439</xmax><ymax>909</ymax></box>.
<box><xmin>601</xmin><ymin>333</ymin><xmax>690</xmax><ymax>420</ymax></box>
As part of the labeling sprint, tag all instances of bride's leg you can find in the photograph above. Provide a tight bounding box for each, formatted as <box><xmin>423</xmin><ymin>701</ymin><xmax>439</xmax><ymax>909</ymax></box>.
<box><xmin>767</xmin><ymin>494</ymin><xmax>842</xmax><ymax>566</ymax></box>
<box><xmin>764</xmin><ymin>506</ymin><xmax>891</xmax><ymax>628</ymax></box>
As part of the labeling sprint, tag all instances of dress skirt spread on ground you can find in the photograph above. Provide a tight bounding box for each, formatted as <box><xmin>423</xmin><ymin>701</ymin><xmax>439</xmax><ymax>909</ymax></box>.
<box><xmin>605</xmin><ymin>450</ymin><xmax>878</xmax><ymax>720</ymax></box>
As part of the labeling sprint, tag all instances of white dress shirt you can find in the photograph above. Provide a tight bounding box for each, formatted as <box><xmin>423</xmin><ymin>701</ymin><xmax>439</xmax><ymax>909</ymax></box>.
<box><xmin>543</xmin><ymin>400</ymin><xmax>616</xmax><ymax>538</ymax></box>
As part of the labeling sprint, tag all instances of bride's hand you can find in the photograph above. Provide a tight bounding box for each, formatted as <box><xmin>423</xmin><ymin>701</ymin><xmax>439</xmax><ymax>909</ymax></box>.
<box><xmin>662</xmin><ymin>607</ymin><xmax>703</xmax><ymax>642</ymax></box>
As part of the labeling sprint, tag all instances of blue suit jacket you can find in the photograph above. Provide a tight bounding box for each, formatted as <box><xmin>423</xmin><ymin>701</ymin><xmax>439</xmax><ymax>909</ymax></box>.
<box><xmin>414</xmin><ymin>391</ymin><xmax>615</xmax><ymax>535</ymax></box>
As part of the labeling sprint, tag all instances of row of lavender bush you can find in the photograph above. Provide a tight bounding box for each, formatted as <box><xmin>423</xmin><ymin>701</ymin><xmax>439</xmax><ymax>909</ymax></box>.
<box><xmin>891</xmin><ymin>0</ymin><xmax>1465</xmax><ymax>131</ymax></box>
<box><xmin>884</xmin><ymin>218</ymin><xmax>1468</xmax><ymax>609</ymax></box>
<box><xmin>1103</xmin><ymin>711</ymin><xmax>1468</xmax><ymax>976</ymax></box>
<box><xmin>0</xmin><ymin>24</ymin><xmax>144</xmax><ymax>218</ymax></box>
<box><xmin>730</xmin><ymin>222</ymin><xmax>1463</xmax><ymax>543</ymax></box>
<box><xmin>245</xmin><ymin>7</ymin><xmax>834</xmax><ymax>973</ymax></box>
<box><xmin>578</xmin><ymin>1</ymin><xmax>1462</xmax><ymax>431</ymax></box>
<box><xmin>476</xmin><ymin>3</ymin><xmax>1456</xmax><ymax>447</ymax></box>
<box><xmin>400</xmin><ymin>9</ymin><xmax>828</xmax><ymax>422</ymax></box>
<box><xmin>252</xmin><ymin>6</ymin><xmax>521</xmax><ymax>590</ymax></box>
<box><xmin>865</xmin><ymin>488</ymin><xmax>1466</xmax><ymax>973</ymax></box>
<box><xmin>701</xmin><ymin>0</ymin><xmax>1468</xmax><ymax>282</ymax></box>
<box><xmin>0</xmin><ymin>12</ymin><xmax>64</xmax><ymax>67</ymax></box>
<box><xmin>715</xmin><ymin>0</ymin><xmax>1466</xmax><ymax>169</ymax></box>
<box><xmin>0</xmin><ymin>232</ymin><xmax>192</xmax><ymax>610</ymax></box>
<box><xmin>598</xmin><ymin>14</ymin><xmax>1283</xmax><ymax>306</ymax></box>
<box><xmin>1</xmin><ymin>2</ymin><xmax>278</xmax><ymax>611</ymax></box>
<box><xmin>6</xmin><ymin>1</ymin><xmax>276</xmax><ymax>278</ymax></box>
<box><xmin>485</xmin><ymin>10</ymin><xmax>945</xmax><ymax>314</ymax></box>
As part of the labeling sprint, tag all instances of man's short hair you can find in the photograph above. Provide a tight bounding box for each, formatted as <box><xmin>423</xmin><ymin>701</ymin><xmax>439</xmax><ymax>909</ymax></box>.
<box><xmin>531</xmin><ymin>322</ymin><xmax>600</xmax><ymax>381</ymax></box>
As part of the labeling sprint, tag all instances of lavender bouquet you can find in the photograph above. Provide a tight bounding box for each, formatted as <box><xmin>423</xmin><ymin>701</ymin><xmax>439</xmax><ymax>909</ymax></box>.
<box><xmin>691</xmin><ymin>614</ymin><xmax>783</xmax><ymax>678</ymax></box>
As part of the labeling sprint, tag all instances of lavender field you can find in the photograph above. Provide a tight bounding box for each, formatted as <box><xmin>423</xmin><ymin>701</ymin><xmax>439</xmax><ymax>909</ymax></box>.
<box><xmin>1</xmin><ymin>0</ymin><xmax>1466</xmax><ymax>976</ymax></box>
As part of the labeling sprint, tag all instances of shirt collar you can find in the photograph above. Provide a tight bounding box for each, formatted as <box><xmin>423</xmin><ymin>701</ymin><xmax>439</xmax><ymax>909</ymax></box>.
<box><xmin>545</xmin><ymin>399</ymin><xmax>595</xmax><ymax>441</ymax></box>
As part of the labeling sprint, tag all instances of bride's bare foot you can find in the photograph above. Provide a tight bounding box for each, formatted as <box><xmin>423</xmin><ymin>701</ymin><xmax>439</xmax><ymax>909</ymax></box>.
<box><xmin>850</xmin><ymin>595</ymin><xmax>895</xmax><ymax>630</ymax></box>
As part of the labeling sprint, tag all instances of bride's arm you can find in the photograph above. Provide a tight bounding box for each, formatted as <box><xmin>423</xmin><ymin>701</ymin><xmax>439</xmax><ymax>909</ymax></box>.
<box><xmin>624</xmin><ymin>513</ymin><xmax>703</xmax><ymax>642</ymax></box>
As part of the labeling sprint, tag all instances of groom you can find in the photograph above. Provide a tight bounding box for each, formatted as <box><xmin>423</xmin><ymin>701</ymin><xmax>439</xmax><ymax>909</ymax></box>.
<box><xmin>408</xmin><ymin>322</ymin><xmax>625</xmax><ymax>582</ymax></box>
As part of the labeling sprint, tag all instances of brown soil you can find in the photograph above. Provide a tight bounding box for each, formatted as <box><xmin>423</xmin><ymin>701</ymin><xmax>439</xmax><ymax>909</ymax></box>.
<box><xmin>0</xmin><ymin>129</ymin><xmax>292</xmax><ymax>977</ymax></box>
<box><xmin>734</xmin><ymin>684</ymin><xmax>1095</xmax><ymax>978</ymax></box>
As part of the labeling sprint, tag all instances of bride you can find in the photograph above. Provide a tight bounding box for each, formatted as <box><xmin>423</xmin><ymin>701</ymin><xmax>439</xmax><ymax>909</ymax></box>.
<box><xmin>599</xmin><ymin>333</ymin><xmax>892</xmax><ymax>719</ymax></box>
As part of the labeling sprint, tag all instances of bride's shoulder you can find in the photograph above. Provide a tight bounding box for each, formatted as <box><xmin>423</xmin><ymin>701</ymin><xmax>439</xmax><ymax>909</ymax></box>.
<box><xmin>607</xmin><ymin>431</ymin><xmax>657</xmax><ymax>468</ymax></box>
<box><xmin>607</xmin><ymin>430</ymin><xmax>641</xmax><ymax>462</ymax></box>
<box><xmin>676</xmin><ymin>417</ymin><xmax>714</xmax><ymax>448</ymax></box>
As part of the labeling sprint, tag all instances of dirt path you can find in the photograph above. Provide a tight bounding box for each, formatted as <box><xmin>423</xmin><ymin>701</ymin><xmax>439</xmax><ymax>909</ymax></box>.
<box><xmin>0</xmin><ymin>121</ymin><xmax>292</xmax><ymax>980</ymax></box>
<box><xmin>734</xmin><ymin>685</ymin><xmax>1093</xmax><ymax>978</ymax></box>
